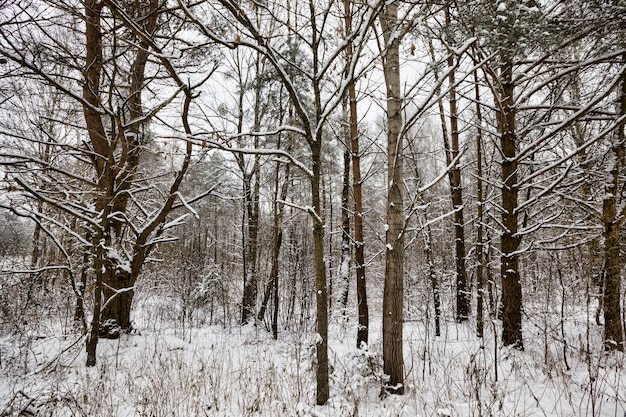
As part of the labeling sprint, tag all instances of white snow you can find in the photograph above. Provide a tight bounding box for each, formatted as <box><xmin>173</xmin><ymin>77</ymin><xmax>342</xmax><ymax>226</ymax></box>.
<box><xmin>1</xmin><ymin>287</ymin><xmax>624</xmax><ymax>417</ymax></box>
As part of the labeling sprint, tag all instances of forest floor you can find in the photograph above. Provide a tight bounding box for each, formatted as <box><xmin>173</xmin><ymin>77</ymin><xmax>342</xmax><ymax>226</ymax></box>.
<box><xmin>0</xmin><ymin>294</ymin><xmax>624</xmax><ymax>417</ymax></box>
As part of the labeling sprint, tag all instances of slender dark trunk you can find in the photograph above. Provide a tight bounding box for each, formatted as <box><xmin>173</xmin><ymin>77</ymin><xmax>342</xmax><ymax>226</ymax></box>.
<box><xmin>312</xmin><ymin>139</ymin><xmax>329</xmax><ymax>404</ymax></box>
<box><xmin>257</xmin><ymin>163</ymin><xmax>290</xmax><ymax>337</ymax></box>
<box><xmin>30</xmin><ymin>200</ymin><xmax>43</xmax><ymax>271</ymax></box>
<box><xmin>241</xmin><ymin>166</ymin><xmax>260</xmax><ymax>324</ymax></box>
<box><xmin>308</xmin><ymin>0</ymin><xmax>330</xmax><ymax>402</ymax></box>
<box><xmin>444</xmin><ymin>8</ymin><xmax>469</xmax><ymax>323</ymax></box>
<box><xmin>74</xmin><ymin>235</ymin><xmax>90</xmax><ymax>328</ymax></box>
<box><xmin>343</xmin><ymin>0</ymin><xmax>369</xmax><ymax>349</ymax></box>
<box><xmin>86</xmin><ymin>177</ymin><xmax>112</xmax><ymax>365</ymax></box>
<box><xmin>499</xmin><ymin>63</ymin><xmax>523</xmax><ymax>350</ymax></box>
<box><xmin>474</xmin><ymin>67</ymin><xmax>485</xmax><ymax>339</ymax></box>
<box><xmin>602</xmin><ymin>58</ymin><xmax>626</xmax><ymax>351</ymax></box>
<box><xmin>425</xmin><ymin>227</ymin><xmax>441</xmax><ymax>337</ymax></box>
<box><xmin>85</xmin><ymin>243</ymin><xmax>103</xmax><ymax>367</ymax></box>
<box><xmin>338</xmin><ymin>148</ymin><xmax>351</xmax><ymax>311</ymax></box>
<box><xmin>381</xmin><ymin>1</ymin><xmax>405</xmax><ymax>395</ymax></box>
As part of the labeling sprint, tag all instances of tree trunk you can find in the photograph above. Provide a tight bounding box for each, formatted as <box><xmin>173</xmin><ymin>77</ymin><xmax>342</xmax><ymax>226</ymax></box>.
<box><xmin>241</xmin><ymin>166</ymin><xmax>260</xmax><ymax>324</ymax></box>
<box><xmin>74</xmin><ymin>236</ymin><xmax>90</xmax><ymax>328</ymax></box>
<box><xmin>380</xmin><ymin>1</ymin><xmax>405</xmax><ymax>395</ymax></box>
<box><xmin>85</xmin><ymin>242</ymin><xmax>103</xmax><ymax>367</ymax></box>
<box><xmin>424</xmin><ymin>227</ymin><xmax>441</xmax><ymax>337</ymax></box>
<box><xmin>257</xmin><ymin>163</ymin><xmax>290</xmax><ymax>338</ymax></box>
<box><xmin>312</xmin><ymin>140</ymin><xmax>330</xmax><ymax>405</ymax></box>
<box><xmin>97</xmin><ymin>0</ymin><xmax>159</xmax><ymax>331</ymax></box>
<box><xmin>444</xmin><ymin>8</ymin><xmax>469</xmax><ymax>323</ymax></box>
<box><xmin>240</xmin><ymin>75</ymin><xmax>261</xmax><ymax>325</ymax></box>
<box><xmin>342</xmin><ymin>0</ymin><xmax>369</xmax><ymax>349</ymax></box>
<box><xmin>100</xmin><ymin>272</ymin><xmax>134</xmax><ymax>331</ymax></box>
<box><xmin>498</xmin><ymin>63</ymin><xmax>524</xmax><ymax>350</ymax></box>
<box><xmin>474</xmin><ymin>67</ymin><xmax>485</xmax><ymax>339</ymax></box>
<box><xmin>338</xmin><ymin>148</ymin><xmax>351</xmax><ymax>311</ymax></box>
<box><xmin>602</xmin><ymin>60</ymin><xmax>626</xmax><ymax>351</ymax></box>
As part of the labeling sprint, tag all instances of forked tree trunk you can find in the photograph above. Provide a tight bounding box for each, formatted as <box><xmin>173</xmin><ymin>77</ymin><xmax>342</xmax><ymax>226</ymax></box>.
<box><xmin>97</xmin><ymin>0</ymin><xmax>159</xmax><ymax>331</ymax></box>
<box><xmin>380</xmin><ymin>1</ymin><xmax>405</xmax><ymax>395</ymax></box>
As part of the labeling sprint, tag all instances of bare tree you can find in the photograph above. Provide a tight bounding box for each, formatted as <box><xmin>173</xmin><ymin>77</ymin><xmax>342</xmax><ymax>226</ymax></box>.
<box><xmin>180</xmin><ymin>0</ymin><xmax>381</xmax><ymax>404</ymax></box>
<box><xmin>380</xmin><ymin>0</ymin><xmax>405</xmax><ymax>395</ymax></box>
<box><xmin>0</xmin><ymin>0</ymin><xmax>216</xmax><ymax>365</ymax></box>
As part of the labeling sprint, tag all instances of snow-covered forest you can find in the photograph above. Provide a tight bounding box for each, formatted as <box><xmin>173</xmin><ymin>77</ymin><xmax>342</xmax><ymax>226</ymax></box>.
<box><xmin>0</xmin><ymin>0</ymin><xmax>625</xmax><ymax>415</ymax></box>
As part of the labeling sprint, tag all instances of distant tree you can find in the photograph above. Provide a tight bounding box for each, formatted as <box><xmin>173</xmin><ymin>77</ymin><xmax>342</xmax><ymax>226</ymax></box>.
<box><xmin>181</xmin><ymin>0</ymin><xmax>381</xmax><ymax>404</ymax></box>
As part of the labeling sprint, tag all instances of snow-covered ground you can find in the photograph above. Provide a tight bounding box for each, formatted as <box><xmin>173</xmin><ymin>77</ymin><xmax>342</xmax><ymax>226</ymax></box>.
<box><xmin>1</xmin><ymin>298</ymin><xmax>624</xmax><ymax>416</ymax></box>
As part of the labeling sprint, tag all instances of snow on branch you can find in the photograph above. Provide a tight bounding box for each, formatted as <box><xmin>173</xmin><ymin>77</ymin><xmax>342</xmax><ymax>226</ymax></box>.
<box><xmin>278</xmin><ymin>199</ymin><xmax>324</xmax><ymax>226</ymax></box>
<box><xmin>518</xmin><ymin>112</ymin><xmax>626</xmax><ymax>187</ymax></box>
<box><xmin>515</xmin><ymin>64</ymin><xmax>626</xmax><ymax>164</ymax></box>
<box><xmin>182</xmin><ymin>135</ymin><xmax>314</xmax><ymax>178</ymax></box>
<box><xmin>173</xmin><ymin>192</ymin><xmax>199</xmax><ymax>219</ymax></box>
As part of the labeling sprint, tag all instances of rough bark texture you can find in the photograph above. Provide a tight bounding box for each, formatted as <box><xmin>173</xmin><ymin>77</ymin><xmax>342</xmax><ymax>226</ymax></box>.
<box><xmin>312</xmin><ymin>139</ymin><xmax>329</xmax><ymax>405</ymax></box>
<box><xmin>445</xmin><ymin>9</ymin><xmax>469</xmax><ymax>323</ymax></box>
<box><xmin>240</xmin><ymin>62</ymin><xmax>261</xmax><ymax>324</ymax></box>
<box><xmin>381</xmin><ymin>1</ymin><xmax>405</xmax><ymax>395</ymax></box>
<box><xmin>343</xmin><ymin>0</ymin><xmax>369</xmax><ymax>349</ymax></box>
<box><xmin>257</xmin><ymin>162</ymin><xmax>289</xmax><ymax>340</ymax></box>
<box><xmin>83</xmin><ymin>0</ymin><xmax>105</xmax><ymax>365</ymax></box>
<box><xmin>425</xmin><ymin>228</ymin><xmax>441</xmax><ymax>337</ymax></box>
<box><xmin>241</xmin><ymin>165</ymin><xmax>260</xmax><ymax>324</ymax></box>
<box><xmin>338</xmin><ymin>148</ymin><xmax>351</xmax><ymax>310</ymax></box>
<box><xmin>82</xmin><ymin>0</ymin><xmax>107</xmax><ymax>178</ymax></box>
<box><xmin>97</xmin><ymin>0</ymin><xmax>159</xmax><ymax>331</ymax></box>
<box><xmin>499</xmin><ymin>63</ymin><xmax>524</xmax><ymax>350</ymax></box>
<box><xmin>310</xmin><ymin>0</ymin><xmax>329</xmax><ymax>402</ymax></box>
<box><xmin>474</xmin><ymin>69</ymin><xmax>485</xmax><ymax>339</ymax></box>
<box><xmin>602</xmin><ymin>61</ymin><xmax>625</xmax><ymax>351</ymax></box>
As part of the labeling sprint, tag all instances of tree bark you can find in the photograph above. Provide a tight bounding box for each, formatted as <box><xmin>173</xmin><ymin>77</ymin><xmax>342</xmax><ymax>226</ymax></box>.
<box><xmin>241</xmin><ymin>165</ymin><xmax>260</xmax><ymax>324</ymax></box>
<box><xmin>444</xmin><ymin>8</ymin><xmax>469</xmax><ymax>323</ymax></box>
<box><xmin>474</xmin><ymin>67</ymin><xmax>485</xmax><ymax>339</ymax></box>
<box><xmin>257</xmin><ymin>162</ymin><xmax>290</xmax><ymax>339</ymax></box>
<box><xmin>338</xmin><ymin>148</ymin><xmax>351</xmax><ymax>311</ymax></box>
<box><xmin>309</xmin><ymin>0</ymin><xmax>329</xmax><ymax>402</ymax></box>
<box><xmin>498</xmin><ymin>63</ymin><xmax>524</xmax><ymax>350</ymax></box>
<box><xmin>343</xmin><ymin>0</ymin><xmax>369</xmax><ymax>349</ymax></box>
<box><xmin>424</xmin><ymin>227</ymin><xmax>441</xmax><ymax>337</ymax></box>
<box><xmin>602</xmin><ymin>59</ymin><xmax>626</xmax><ymax>351</ymax></box>
<box><xmin>96</xmin><ymin>0</ymin><xmax>159</xmax><ymax>331</ymax></box>
<box><xmin>312</xmin><ymin>139</ymin><xmax>329</xmax><ymax>405</ymax></box>
<box><xmin>380</xmin><ymin>1</ymin><xmax>405</xmax><ymax>395</ymax></box>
